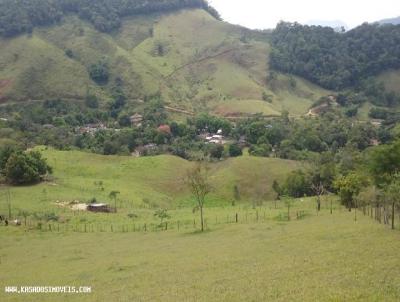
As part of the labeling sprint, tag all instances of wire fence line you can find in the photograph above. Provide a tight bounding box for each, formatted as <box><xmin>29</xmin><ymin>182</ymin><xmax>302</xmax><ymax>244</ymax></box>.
<box><xmin>2</xmin><ymin>209</ymin><xmax>310</xmax><ymax>234</ymax></box>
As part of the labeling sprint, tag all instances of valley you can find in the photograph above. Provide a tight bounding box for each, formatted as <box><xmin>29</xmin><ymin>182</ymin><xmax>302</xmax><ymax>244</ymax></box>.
<box><xmin>1</xmin><ymin>1</ymin><xmax>400</xmax><ymax>301</ymax></box>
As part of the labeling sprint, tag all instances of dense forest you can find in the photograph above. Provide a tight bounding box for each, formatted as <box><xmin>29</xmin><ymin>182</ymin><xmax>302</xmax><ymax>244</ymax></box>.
<box><xmin>0</xmin><ymin>0</ymin><xmax>220</xmax><ymax>37</ymax></box>
<box><xmin>270</xmin><ymin>22</ymin><xmax>400</xmax><ymax>90</ymax></box>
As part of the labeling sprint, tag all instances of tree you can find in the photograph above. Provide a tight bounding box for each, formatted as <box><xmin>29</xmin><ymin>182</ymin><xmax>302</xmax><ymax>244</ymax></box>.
<box><xmin>154</xmin><ymin>208</ymin><xmax>170</xmax><ymax>225</ymax></box>
<box><xmin>186</xmin><ymin>163</ymin><xmax>211</xmax><ymax>232</ymax></box>
<box><xmin>311</xmin><ymin>182</ymin><xmax>325</xmax><ymax>212</ymax></box>
<box><xmin>109</xmin><ymin>191</ymin><xmax>120</xmax><ymax>212</ymax></box>
<box><xmin>333</xmin><ymin>173</ymin><xmax>367</xmax><ymax>211</ymax></box>
<box><xmin>89</xmin><ymin>59</ymin><xmax>109</xmax><ymax>85</ymax></box>
<box><xmin>384</xmin><ymin>177</ymin><xmax>400</xmax><ymax>230</ymax></box>
<box><xmin>4</xmin><ymin>151</ymin><xmax>52</xmax><ymax>185</ymax></box>
<box><xmin>367</xmin><ymin>141</ymin><xmax>400</xmax><ymax>187</ymax></box>
<box><xmin>282</xmin><ymin>196</ymin><xmax>294</xmax><ymax>221</ymax></box>
<box><xmin>0</xmin><ymin>144</ymin><xmax>20</xmax><ymax>173</ymax></box>
<box><xmin>309</xmin><ymin>152</ymin><xmax>335</xmax><ymax>211</ymax></box>
<box><xmin>272</xmin><ymin>180</ymin><xmax>282</xmax><ymax>208</ymax></box>
<box><xmin>229</xmin><ymin>144</ymin><xmax>242</xmax><ymax>157</ymax></box>
<box><xmin>209</xmin><ymin>144</ymin><xmax>224</xmax><ymax>160</ymax></box>
<box><xmin>284</xmin><ymin>170</ymin><xmax>312</xmax><ymax>198</ymax></box>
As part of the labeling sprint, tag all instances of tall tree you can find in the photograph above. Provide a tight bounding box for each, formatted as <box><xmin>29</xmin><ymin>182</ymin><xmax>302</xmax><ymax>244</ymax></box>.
<box><xmin>186</xmin><ymin>163</ymin><xmax>211</xmax><ymax>232</ymax></box>
<box><xmin>333</xmin><ymin>173</ymin><xmax>367</xmax><ymax>211</ymax></box>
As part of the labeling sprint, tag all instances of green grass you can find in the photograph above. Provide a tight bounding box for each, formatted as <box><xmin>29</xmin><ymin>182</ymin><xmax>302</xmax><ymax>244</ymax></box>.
<box><xmin>1</xmin><ymin>150</ymin><xmax>400</xmax><ymax>301</ymax></box>
<box><xmin>1</xmin><ymin>204</ymin><xmax>400</xmax><ymax>301</ymax></box>
<box><xmin>212</xmin><ymin>99</ymin><xmax>281</xmax><ymax>117</ymax></box>
<box><xmin>0</xmin><ymin>148</ymin><xmax>299</xmax><ymax>216</ymax></box>
<box><xmin>0</xmin><ymin>9</ymin><xmax>331</xmax><ymax>116</ymax></box>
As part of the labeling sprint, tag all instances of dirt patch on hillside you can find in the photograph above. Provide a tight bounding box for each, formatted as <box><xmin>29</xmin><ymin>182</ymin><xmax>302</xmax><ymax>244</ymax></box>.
<box><xmin>55</xmin><ymin>200</ymin><xmax>88</xmax><ymax>211</ymax></box>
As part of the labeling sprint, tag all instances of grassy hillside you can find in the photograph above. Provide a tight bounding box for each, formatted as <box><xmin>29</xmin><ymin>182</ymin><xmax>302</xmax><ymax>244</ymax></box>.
<box><xmin>0</xmin><ymin>9</ymin><xmax>331</xmax><ymax>116</ymax></box>
<box><xmin>1</xmin><ymin>208</ymin><xmax>400</xmax><ymax>301</ymax></box>
<box><xmin>0</xmin><ymin>148</ymin><xmax>300</xmax><ymax>215</ymax></box>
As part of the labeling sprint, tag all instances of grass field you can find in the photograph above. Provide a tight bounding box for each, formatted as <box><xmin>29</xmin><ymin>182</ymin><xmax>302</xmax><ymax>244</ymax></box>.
<box><xmin>0</xmin><ymin>148</ymin><xmax>300</xmax><ymax>224</ymax></box>
<box><xmin>1</xmin><ymin>204</ymin><xmax>400</xmax><ymax>301</ymax></box>
<box><xmin>1</xmin><ymin>149</ymin><xmax>400</xmax><ymax>301</ymax></box>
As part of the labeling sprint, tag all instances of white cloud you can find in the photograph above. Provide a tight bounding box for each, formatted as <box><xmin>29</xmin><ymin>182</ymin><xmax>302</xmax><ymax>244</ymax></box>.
<box><xmin>209</xmin><ymin>0</ymin><xmax>400</xmax><ymax>29</ymax></box>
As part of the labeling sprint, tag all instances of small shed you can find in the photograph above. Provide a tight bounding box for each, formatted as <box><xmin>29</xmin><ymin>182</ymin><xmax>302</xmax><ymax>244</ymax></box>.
<box><xmin>87</xmin><ymin>203</ymin><xmax>111</xmax><ymax>213</ymax></box>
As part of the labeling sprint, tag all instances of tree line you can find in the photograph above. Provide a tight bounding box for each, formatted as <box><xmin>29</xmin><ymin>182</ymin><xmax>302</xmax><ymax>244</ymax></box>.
<box><xmin>274</xmin><ymin>138</ymin><xmax>400</xmax><ymax>232</ymax></box>
<box><xmin>0</xmin><ymin>0</ymin><xmax>220</xmax><ymax>37</ymax></box>
<box><xmin>270</xmin><ymin>22</ymin><xmax>400</xmax><ymax>91</ymax></box>
<box><xmin>1</xmin><ymin>95</ymin><xmax>391</xmax><ymax>162</ymax></box>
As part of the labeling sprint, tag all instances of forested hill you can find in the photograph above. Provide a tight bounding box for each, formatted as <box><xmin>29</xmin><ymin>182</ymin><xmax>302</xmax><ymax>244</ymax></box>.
<box><xmin>270</xmin><ymin>22</ymin><xmax>400</xmax><ymax>90</ymax></box>
<box><xmin>0</xmin><ymin>0</ymin><xmax>220</xmax><ymax>37</ymax></box>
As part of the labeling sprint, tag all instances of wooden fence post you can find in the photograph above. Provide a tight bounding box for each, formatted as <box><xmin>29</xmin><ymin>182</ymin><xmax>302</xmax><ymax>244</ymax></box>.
<box><xmin>392</xmin><ymin>202</ymin><xmax>395</xmax><ymax>230</ymax></box>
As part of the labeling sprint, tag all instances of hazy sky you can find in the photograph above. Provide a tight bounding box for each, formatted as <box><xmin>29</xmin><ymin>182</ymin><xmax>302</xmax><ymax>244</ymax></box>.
<box><xmin>209</xmin><ymin>0</ymin><xmax>400</xmax><ymax>29</ymax></box>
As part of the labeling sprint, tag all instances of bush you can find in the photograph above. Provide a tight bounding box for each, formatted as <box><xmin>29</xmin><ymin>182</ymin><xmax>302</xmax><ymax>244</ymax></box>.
<box><xmin>249</xmin><ymin>144</ymin><xmax>271</xmax><ymax>157</ymax></box>
<box><xmin>369</xmin><ymin>107</ymin><xmax>389</xmax><ymax>119</ymax></box>
<box><xmin>65</xmin><ymin>49</ymin><xmax>74</xmax><ymax>59</ymax></box>
<box><xmin>284</xmin><ymin>170</ymin><xmax>312</xmax><ymax>198</ymax></box>
<box><xmin>4</xmin><ymin>151</ymin><xmax>52</xmax><ymax>185</ymax></box>
<box><xmin>0</xmin><ymin>144</ymin><xmax>20</xmax><ymax>173</ymax></box>
<box><xmin>229</xmin><ymin>144</ymin><xmax>243</xmax><ymax>157</ymax></box>
<box><xmin>88</xmin><ymin>60</ymin><xmax>109</xmax><ymax>85</ymax></box>
<box><xmin>208</xmin><ymin>144</ymin><xmax>224</xmax><ymax>159</ymax></box>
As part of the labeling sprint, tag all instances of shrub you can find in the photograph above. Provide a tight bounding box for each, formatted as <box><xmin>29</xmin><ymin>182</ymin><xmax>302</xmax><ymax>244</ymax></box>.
<box><xmin>229</xmin><ymin>144</ymin><xmax>243</xmax><ymax>157</ymax></box>
<box><xmin>4</xmin><ymin>151</ymin><xmax>52</xmax><ymax>185</ymax></box>
<box><xmin>88</xmin><ymin>60</ymin><xmax>109</xmax><ymax>85</ymax></box>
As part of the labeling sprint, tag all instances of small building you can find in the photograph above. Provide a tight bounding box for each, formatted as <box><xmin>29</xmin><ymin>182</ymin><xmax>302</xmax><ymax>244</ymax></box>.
<box><xmin>76</xmin><ymin>123</ymin><xmax>107</xmax><ymax>135</ymax></box>
<box><xmin>208</xmin><ymin>134</ymin><xmax>224</xmax><ymax>144</ymax></box>
<box><xmin>87</xmin><ymin>203</ymin><xmax>111</xmax><ymax>213</ymax></box>
<box><xmin>130</xmin><ymin>114</ymin><xmax>143</xmax><ymax>127</ymax></box>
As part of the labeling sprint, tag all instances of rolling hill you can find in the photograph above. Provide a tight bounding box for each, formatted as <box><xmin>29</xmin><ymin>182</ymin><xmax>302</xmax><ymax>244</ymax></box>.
<box><xmin>0</xmin><ymin>8</ymin><xmax>331</xmax><ymax>117</ymax></box>
<box><xmin>1</xmin><ymin>147</ymin><xmax>301</xmax><ymax>213</ymax></box>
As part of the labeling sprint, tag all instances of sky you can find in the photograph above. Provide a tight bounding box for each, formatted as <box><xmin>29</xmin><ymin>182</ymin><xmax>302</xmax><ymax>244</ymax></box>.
<box><xmin>208</xmin><ymin>0</ymin><xmax>400</xmax><ymax>29</ymax></box>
